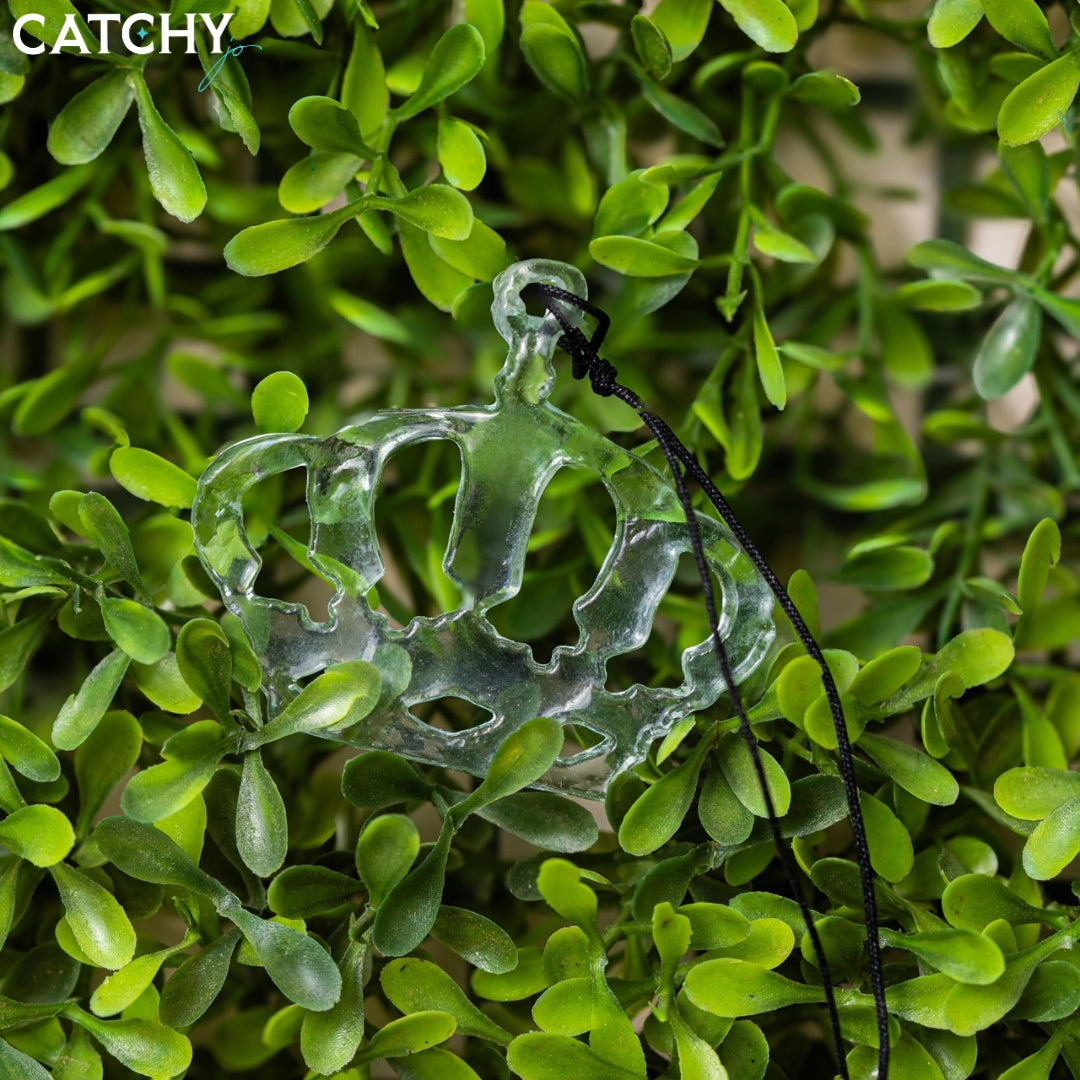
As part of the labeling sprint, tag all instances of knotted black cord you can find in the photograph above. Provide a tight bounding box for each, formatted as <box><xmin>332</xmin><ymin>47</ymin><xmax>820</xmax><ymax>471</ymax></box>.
<box><xmin>522</xmin><ymin>282</ymin><xmax>889</xmax><ymax>1080</ymax></box>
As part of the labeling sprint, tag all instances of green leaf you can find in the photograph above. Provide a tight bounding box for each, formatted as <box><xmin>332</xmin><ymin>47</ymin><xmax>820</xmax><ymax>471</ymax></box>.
<box><xmin>928</xmin><ymin>0</ymin><xmax>982</xmax><ymax>47</ymax></box>
<box><xmin>590</xmin><ymin>235</ymin><xmax>700</xmax><ymax>276</ymax></box>
<box><xmin>973</xmin><ymin>295</ymin><xmax>1041</xmax><ymax>399</ymax></box>
<box><xmin>753</xmin><ymin>226</ymin><xmax>817</xmax><ymax>263</ymax></box>
<box><xmin>536</xmin><ymin>858</ymin><xmax>597</xmax><ymax>927</ymax></box>
<box><xmin>431</xmin><ymin>906</ymin><xmax>517</xmax><ymax>974</ymax></box>
<box><xmin>399</xmin><ymin>221</ymin><xmax>473</xmax><ymax>310</ymax></box>
<box><xmin>51</xmin><ymin>863</ymin><xmax>136</xmax><ymax>970</ymax></box>
<box><xmin>381</xmin><ymin>958</ymin><xmax>512</xmax><ymax>1044</ymax></box>
<box><xmin>594</xmin><ymin>173</ymin><xmax>669</xmax><ymax>239</ymax></box>
<box><xmin>175</xmin><ymin>619</ymin><xmax>233</xmax><ymax>724</ymax></box>
<box><xmin>936</xmin><ymin>627</ymin><xmax>1014</xmax><ymax>688</ymax></box>
<box><xmin>940</xmin><ymin>943</ymin><xmax>1054</xmax><ymax>1036</ymax></box>
<box><xmin>52</xmin><ymin>1025</ymin><xmax>101</xmax><ymax>1080</ymax></box>
<box><xmin>12</xmin><ymin>352</ymin><xmax>100</xmax><ymax>434</ymax></box>
<box><xmin>236</xmin><ymin>751</ymin><xmax>287</xmax><ymax>877</ymax></box>
<box><xmin>330</xmin><ymin>290</ymin><xmax>413</xmax><ymax>345</ymax></box>
<box><xmin>981</xmin><ymin>0</ymin><xmax>1056</xmax><ymax>60</ymax></box>
<box><xmin>1017</xmin><ymin>517</ymin><xmax>1060</xmax><ymax>628</ymax></box>
<box><xmin>395</xmin><ymin>24</ymin><xmax>486</xmax><ymax>120</ymax></box>
<box><xmin>942</xmin><ymin>873</ymin><xmax>1057</xmax><ymax>931</ymax></box>
<box><xmin>1010</xmin><ymin>961</ymin><xmax>1080</xmax><ymax>1023</ymax></box>
<box><xmin>199</xmin><ymin>44</ymin><xmax>260</xmax><ymax>155</ymax></box>
<box><xmin>638</xmin><ymin>76</ymin><xmax>723</xmax><ymax>146</ymax></box>
<box><xmin>896</xmin><ymin>279</ymin><xmax>981</xmax><ymax>311</ymax></box>
<box><xmin>373</xmin><ymin>819</ymin><xmax>452</xmax><ymax>956</ymax></box>
<box><xmin>465</xmin><ymin>0</ymin><xmax>504</xmax><ymax>54</ymax></box>
<box><xmin>0</xmin><ymin>715</ymin><xmax>60</xmax><ymax>782</ymax></box>
<box><xmin>0</xmin><ymin>164</ymin><xmax>94</xmax><ymax>231</ymax></box>
<box><xmin>861</xmin><ymin>791</ymin><xmax>914</xmax><ymax>881</ymax></box>
<box><xmin>367</xmin><ymin>185</ymin><xmax>474</xmax><ymax>240</ymax></box>
<box><xmin>158</xmin><ymin>791</ymin><xmax>206</xmax><ymax>865</ymax></box>
<box><xmin>1023</xmin><ymin>796</ymin><xmax>1080</xmax><ymax>879</ymax></box>
<box><xmin>342</xmin><ymin>23</ymin><xmax>388</xmax><ymax>138</ymax></box>
<box><xmin>520</xmin><ymin>24</ymin><xmax>588</xmax><ymax>102</ymax></box>
<box><xmin>47</xmin><ymin>71</ymin><xmax>134</xmax><ymax>166</ymax></box>
<box><xmin>717</xmin><ymin>0</ymin><xmax>798</xmax><ymax>52</ymax></box>
<box><xmin>650</xmin><ymin>0</ymin><xmax>712</xmax><ymax>60</ymax></box>
<box><xmin>158</xmin><ymin>929</ymin><xmax>241</xmax><ymax>1027</ymax></box>
<box><xmin>251</xmin><ymin>371</ymin><xmax>309</xmax><ymax>434</ymax></box>
<box><xmin>74</xmin><ymin>711</ymin><xmax>141</xmax><ymax>836</ymax></box>
<box><xmin>341</xmin><ymin>750</ymin><xmax>430</xmax><ymax>809</ymax></box>
<box><xmin>450</xmin><ymin>717</ymin><xmax>564</xmax><ymax>823</ymax></box>
<box><xmin>78</xmin><ymin>493</ymin><xmax>143</xmax><ymax>593</ymax></box>
<box><xmin>299</xmin><ymin>937</ymin><xmax>367</xmax><ymax>1073</ymax></box>
<box><xmin>476</xmin><ymin>791</ymin><xmax>598</xmax><ymax>853</ymax></box>
<box><xmin>848</xmin><ymin>645</ymin><xmax>922</xmax><ymax>704</ymax></box>
<box><xmin>110</xmin><ymin>447</ymin><xmax>196</xmax><ymax>509</ymax></box>
<box><xmin>837</xmin><ymin>545</ymin><xmax>933</xmax><ymax>589</ymax></box>
<box><xmin>684</xmin><ymin>958</ymin><xmax>822</xmax><ymax>1016</ymax></box>
<box><xmin>246</xmin><ymin>660</ymin><xmax>380</xmax><ymax>746</ymax></box>
<box><xmin>631</xmin><ymin>15</ymin><xmax>672</xmax><ymax>81</ymax></box>
<box><xmin>680</xmin><ymin>902</ymin><xmax>752</xmax><ymax>950</ymax></box>
<box><xmin>62</xmin><ymin>1007</ymin><xmax>192</xmax><ymax>1079</ymax></box>
<box><xmin>507</xmin><ymin>1033</ymin><xmax>642</xmax><ymax>1080</ymax></box>
<box><xmin>998</xmin><ymin>1032</ymin><xmax>1069</xmax><ymax>1080</ymax></box>
<box><xmin>716</xmin><ymin>734</ymin><xmax>791</xmax><ymax>817</ymax></box>
<box><xmin>880</xmin><ymin>927</ymin><xmax>1004</xmax><ymax>984</ymax></box>
<box><xmin>0</xmin><ymin>805</ymin><xmax>73</xmax><ymax>866</ymax></box>
<box><xmin>269</xmin><ymin>0</ymin><xmax>328</xmax><ymax>42</ymax></box>
<box><xmin>472</xmin><ymin>946</ymin><xmax>546</xmax><ymax>1001</ymax></box>
<box><xmin>90</xmin><ymin>938</ymin><xmax>190</xmax><ymax>1017</ymax></box>
<box><xmin>0</xmin><ymin>1038</ymin><xmax>52</xmax><ymax>1079</ymax></box>
<box><xmin>877</xmin><ymin>300</ymin><xmax>934</xmax><ymax>387</ymax></box>
<box><xmin>0</xmin><ymin>535</ymin><xmax>71</xmax><ymax>589</ymax></box>
<box><xmin>744</xmin><ymin>59</ymin><xmax>789</xmax><ymax>95</ymax></box>
<box><xmin>99</xmin><ymin>599</ymin><xmax>170</xmax><ymax>665</ymax></box>
<box><xmin>437</xmin><ymin>115</ymin><xmax>486</xmax><ymax>191</ymax></box>
<box><xmin>221</xmin><ymin>898</ymin><xmax>341</xmax><ymax>1010</ymax></box>
<box><xmin>120</xmin><ymin>720</ymin><xmax>226</xmax><ymax>823</ymax></box>
<box><xmin>788</xmin><ymin>71</ymin><xmax>860</xmax><ymax>110</ymax></box>
<box><xmin>268</xmin><ymin>865</ymin><xmax>360</xmax><ymax>918</ymax></box>
<box><xmin>907</xmin><ymin>238</ymin><xmax>1019</xmax><ymax>283</ymax></box>
<box><xmin>53</xmin><ymin>648</ymin><xmax>130</xmax><ymax>750</ymax></box>
<box><xmin>618</xmin><ymin>745</ymin><xmax>706</xmax><ymax>855</ymax></box>
<box><xmin>1000</xmin><ymin>142</ymin><xmax>1051</xmax><ymax>221</ymax></box>
<box><xmin>223</xmin><ymin>202</ymin><xmax>358</xmax><ymax>277</ymax></box>
<box><xmin>355</xmin><ymin>813</ymin><xmax>419</xmax><ymax>907</ymax></box>
<box><xmin>356</xmin><ymin>1012</ymin><xmax>456</xmax><ymax>1063</ymax></box>
<box><xmin>752</xmin><ymin>298</ymin><xmax>786</xmax><ymax>408</ymax></box>
<box><xmin>129</xmin><ymin>73</ymin><xmax>206</xmax><ymax>223</ymax></box>
<box><xmin>859</xmin><ymin>732</ymin><xmax>959</xmax><ymax>805</ymax></box>
<box><xmin>716</xmin><ymin>1021</ymin><xmax>770</xmax><ymax>1080</ymax></box>
<box><xmin>698</xmin><ymin>768</ymin><xmax>754</xmax><ymax>845</ymax></box>
<box><xmin>998</xmin><ymin>52</ymin><xmax>1080</xmax><ymax>146</ymax></box>
<box><xmin>394</xmin><ymin>1047</ymin><xmax>484</xmax><ymax>1080</ymax></box>
<box><xmin>289</xmin><ymin>95</ymin><xmax>373</xmax><ymax>156</ymax></box>
<box><xmin>429</xmin><ymin>218</ymin><xmax>508</xmax><ymax>279</ymax></box>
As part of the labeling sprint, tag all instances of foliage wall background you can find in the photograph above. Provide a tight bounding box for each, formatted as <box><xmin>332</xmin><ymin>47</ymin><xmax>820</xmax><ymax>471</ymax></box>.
<box><xmin>1</xmin><ymin>0</ymin><xmax>1079</xmax><ymax>1077</ymax></box>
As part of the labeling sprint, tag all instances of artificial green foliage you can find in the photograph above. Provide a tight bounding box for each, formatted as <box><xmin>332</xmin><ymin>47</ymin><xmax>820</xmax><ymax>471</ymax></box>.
<box><xmin>2</xmin><ymin>0</ymin><xmax>1080</xmax><ymax>1077</ymax></box>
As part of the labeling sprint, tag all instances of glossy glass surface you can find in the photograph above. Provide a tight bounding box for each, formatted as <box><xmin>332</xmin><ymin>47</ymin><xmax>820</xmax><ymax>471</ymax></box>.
<box><xmin>193</xmin><ymin>260</ymin><xmax>774</xmax><ymax>796</ymax></box>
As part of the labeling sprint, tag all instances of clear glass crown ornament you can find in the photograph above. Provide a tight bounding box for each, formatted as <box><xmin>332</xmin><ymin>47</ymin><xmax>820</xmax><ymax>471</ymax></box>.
<box><xmin>192</xmin><ymin>259</ymin><xmax>775</xmax><ymax>798</ymax></box>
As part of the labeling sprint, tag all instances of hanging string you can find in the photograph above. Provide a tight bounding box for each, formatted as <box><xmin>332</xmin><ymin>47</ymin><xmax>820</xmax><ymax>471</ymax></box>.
<box><xmin>521</xmin><ymin>282</ymin><xmax>889</xmax><ymax>1080</ymax></box>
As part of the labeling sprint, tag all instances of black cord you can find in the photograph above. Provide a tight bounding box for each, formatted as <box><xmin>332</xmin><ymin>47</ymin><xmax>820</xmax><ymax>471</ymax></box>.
<box><xmin>521</xmin><ymin>282</ymin><xmax>889</xmax><ymax>1080</ymax></box>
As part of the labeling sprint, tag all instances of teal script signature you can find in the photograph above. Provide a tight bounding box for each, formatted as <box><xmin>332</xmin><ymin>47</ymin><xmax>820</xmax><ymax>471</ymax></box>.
<box><xmin>198</xmin><ymin>38</ymin><xmax>262</xmax><ymax>92</ymax></box>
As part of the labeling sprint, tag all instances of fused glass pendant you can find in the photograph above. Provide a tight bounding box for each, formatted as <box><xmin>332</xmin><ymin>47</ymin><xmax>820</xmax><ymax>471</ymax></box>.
<box><xmin>192</xmin><ymin>259</ymin><xmax>775</xmax><ymax>797</ymax></box>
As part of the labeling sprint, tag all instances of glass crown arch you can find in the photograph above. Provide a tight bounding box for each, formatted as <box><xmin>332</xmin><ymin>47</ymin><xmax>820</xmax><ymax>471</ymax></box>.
<box><xmin>192</xmin><ymin>259</ymin><xmax>775</xmax><ymax>797</ymax></box>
